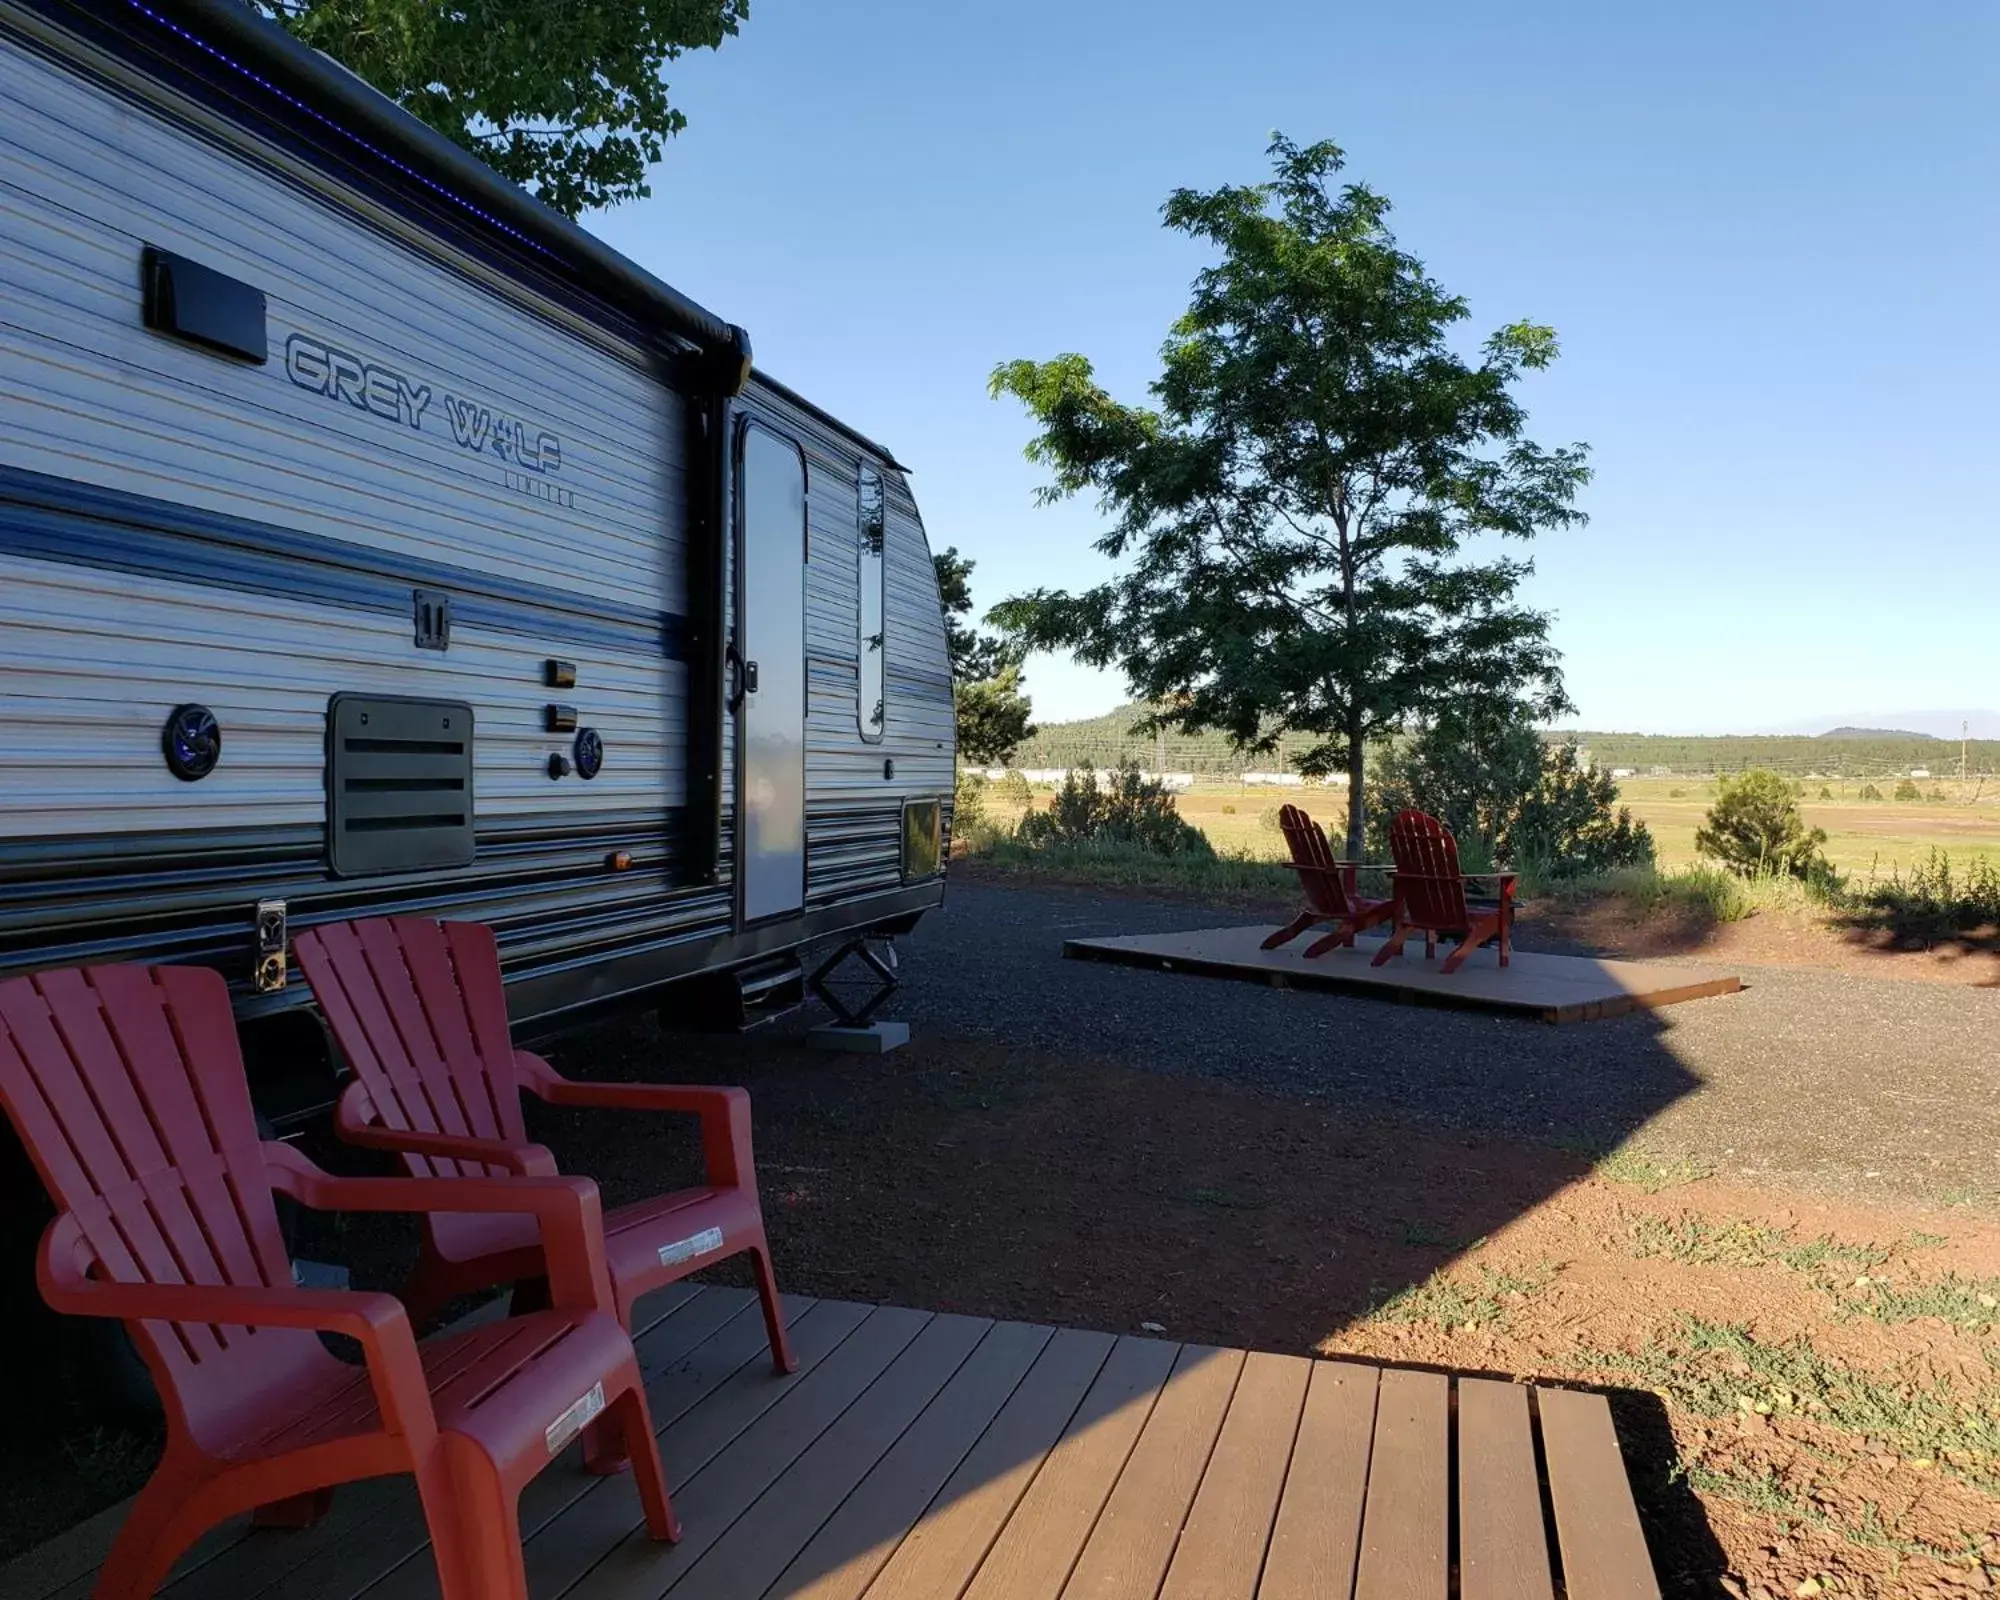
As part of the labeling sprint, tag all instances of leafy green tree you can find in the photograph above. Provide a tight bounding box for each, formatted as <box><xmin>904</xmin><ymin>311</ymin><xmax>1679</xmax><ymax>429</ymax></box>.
<box><xmin>934</xmin><ymin>547</ymin><xmax>1035</xmax><ymax>765</ymax></box>
<box><xmin>989</xmin><ymin>135</ymin><xmax>1589</xmax><ymax>857</ymax></box>
<box><xmin>265</xmin><ymin>0</ymin><xmax>748</xmax><ymax>216</ymax></box>
<box><xmin>1695</xmin><ymin>770</ymin><xmax>1830</xmax><ymax>880</ymax></box>
<box><xmin>1370</xmin><ymin>702</ymin><xmax>1652</xmax><ymax>878</ymax></box>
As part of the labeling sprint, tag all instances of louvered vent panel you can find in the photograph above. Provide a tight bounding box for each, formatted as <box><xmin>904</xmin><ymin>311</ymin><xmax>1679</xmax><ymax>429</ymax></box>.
<box><xmin>326</xmin><ymin>695</ymin><xmax>475</xmax><ymax>877</ymax></box>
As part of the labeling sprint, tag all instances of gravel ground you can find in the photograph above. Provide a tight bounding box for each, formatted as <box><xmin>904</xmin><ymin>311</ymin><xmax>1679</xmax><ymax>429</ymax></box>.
<box><xmin>871</xmin><ymin>878</ymin><xmax>2000</xmax><ymax>1210</ymax></box>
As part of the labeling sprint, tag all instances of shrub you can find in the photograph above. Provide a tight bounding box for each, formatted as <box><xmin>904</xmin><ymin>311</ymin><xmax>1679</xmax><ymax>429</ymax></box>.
<box><xmin>1856</xmin><ymin>849</ymin><xmax>2000</xmax><ymax>946</ymax></box>
<box><xmin>1859</xmin><ymin>783</ymin><xmax>1883</xmax><ymax>801</ymax></box>
<box><xmin>952</xmin><ymin>770</ymin><xmax>1000</xmax><ymax>850</ymax></box>
<box><xmin>1694</xmin><ymin>770</ymin><xmax>1832</xmax><ymax>882</ymax></box>
<box><xmin>1014</xmin><ymin>762</ymin><xmax>1213</xmax><ymax>857</ymax></box>
<box><xmin>1669</xmin><ymin>788</ymin><xmax>1685</xmax><ymax>799</ymax></box>
<box><xmin>1894</xmin><ymin>779</ymin><xmax>1921</xmax><ymax>802</ymax></box>
<box><xmin>993</xmin><ymin>769</ymin><xmax>1032</xmax><ymax>809</ymax></box>
<box><xmin>1219</xmin><ymin>803</ymin><xmax>1237</xmax><ymax>815</ymax></box>
<box><xmin>1818</xmin><ymin>786</ymin><xmax>1833</xmax><ymax>801</ymax></box>
<box><xmin>1930</xmin><ymin>786</ymin><xmax>1947</xmax><ymax>802</ymax></box>
<box><xmin>1369</xmin><ymin>704</ymin><xmax>1654</xmax><ymax>879</ymax></box>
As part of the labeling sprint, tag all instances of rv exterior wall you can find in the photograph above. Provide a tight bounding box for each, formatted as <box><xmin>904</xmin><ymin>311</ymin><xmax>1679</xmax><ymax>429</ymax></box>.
<box><xmin>0</xmin><ymin>8</ymin><xmax>953</xmax><ymax>1021</ymax></box>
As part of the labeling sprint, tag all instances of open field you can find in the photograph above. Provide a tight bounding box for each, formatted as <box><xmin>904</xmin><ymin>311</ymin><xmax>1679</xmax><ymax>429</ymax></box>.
<box><xmin>973</xmin><ymin>774</ymin><xmax>2000</xmax><ymax>878</ymax></box>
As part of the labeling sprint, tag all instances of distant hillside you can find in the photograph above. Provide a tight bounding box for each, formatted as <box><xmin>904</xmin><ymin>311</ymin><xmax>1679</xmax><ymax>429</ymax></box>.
<box><xmin>1005</xmin><ymin>705</ymin><xmax>2000</xmax><ymax>779</ymax></box>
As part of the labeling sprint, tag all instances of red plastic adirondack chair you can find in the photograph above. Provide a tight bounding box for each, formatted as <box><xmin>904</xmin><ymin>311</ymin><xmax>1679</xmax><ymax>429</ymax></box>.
<box><xmin>0</xmin><ymin>963</ymin><xmax>676</xmax><ymax>1600</ymax></box>
<box><xmin>1371</xmin><ymin>809</ymin><xmax>1518</xmax><ymax>975</ymax></box>
<box><xmin>1260</xmin><ymin>804</ymin><xmax>1395</xmax><ymax>957</ymax></box>
<box><xmin>293</xmin><ymin>916</ymin><xmax>794</xmax><ymax>1378</ymax></box>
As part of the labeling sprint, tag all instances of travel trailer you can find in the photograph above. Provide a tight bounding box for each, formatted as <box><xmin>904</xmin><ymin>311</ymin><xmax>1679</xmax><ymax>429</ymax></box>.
<box><xmin>0</xmin><ymin>0</ymin><xmax>955</xmax><ymax>1110</ymax></box>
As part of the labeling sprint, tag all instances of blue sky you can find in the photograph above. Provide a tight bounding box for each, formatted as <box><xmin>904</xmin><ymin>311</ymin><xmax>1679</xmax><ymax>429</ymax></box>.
<box><xmin>588</xmin><ymin>0</ymin><xmax>1999</xmax><ymax>734</ymax></box>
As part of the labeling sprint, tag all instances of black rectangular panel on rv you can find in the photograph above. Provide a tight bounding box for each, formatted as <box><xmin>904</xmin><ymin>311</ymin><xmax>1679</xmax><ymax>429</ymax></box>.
<box><xmin>325</xmin><ymin>695</ymin><xmax>475</xmax><ymax>877</ymax></box>
<box><xmin>141</xmin><ymin>246</ymin><xmax>268</xmax><ymax>362</ymax></box>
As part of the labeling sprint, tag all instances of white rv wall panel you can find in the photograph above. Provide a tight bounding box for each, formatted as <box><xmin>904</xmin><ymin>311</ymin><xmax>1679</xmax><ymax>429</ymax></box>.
<box><xmin>0</xmin><ymin>36</ymin><xmax>686</xmax><ymax>606</ymax></box>
<box><xmin>0</xmin><ymin>553</ymin><xmax>681</xmax><ymax>838</ymax></box>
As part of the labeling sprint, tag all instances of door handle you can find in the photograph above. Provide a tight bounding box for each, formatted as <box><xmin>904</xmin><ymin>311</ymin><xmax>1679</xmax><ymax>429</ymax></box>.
<box><xmin>725</xmin><ymin>647</ymin><xmax>761</xmax><ymax>711</ymax></box>
<box><xmin>726</xmin><ymin>643</ymin><xmax>745</xmax><ymax>711</ymax></box>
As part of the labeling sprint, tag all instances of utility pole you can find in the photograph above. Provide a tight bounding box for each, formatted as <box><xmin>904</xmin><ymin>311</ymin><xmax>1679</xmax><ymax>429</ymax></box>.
<box><xmin>1964</xmin><ymin>719</ymin><xmax>1970</xmax><ymax>783</ymax></box>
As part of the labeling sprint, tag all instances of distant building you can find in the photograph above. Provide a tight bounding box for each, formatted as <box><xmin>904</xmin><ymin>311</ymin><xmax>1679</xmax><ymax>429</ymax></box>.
<box><xmin>1910</xmin><ymin>768</ymin><xmax>1931</xmax><ymax>779</ymax></box>
<box><xmin>1610</xmin><ymin>767</ymin><xmax>1636</xmax><ymax>780</ymax></box>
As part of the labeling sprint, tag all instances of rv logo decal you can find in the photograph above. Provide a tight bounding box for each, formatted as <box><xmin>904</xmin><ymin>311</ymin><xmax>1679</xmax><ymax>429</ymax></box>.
<box><xmin>283</xmin><ymin>333</ymin><xmax>565</xmax><ymax>483</ymax></box>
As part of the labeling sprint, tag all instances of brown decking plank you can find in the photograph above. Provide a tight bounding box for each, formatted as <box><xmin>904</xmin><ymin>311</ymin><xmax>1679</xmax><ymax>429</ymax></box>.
<box><xmin>1159</xmin><ymin>1351</ymin><xmax>1311</xmax><ymax>1600</ymax></box>
<box><xmin>1456</xmin><ymin>1380</ymin><xmax>1554</xmax><ymax>1600</ymax></box>
<box><xmin>1258</xmin><ymin>1360</ymin><xmax>1377</xmax><ymax>1600</ymax></box>
<box><xmin>1353</xmin><ymin>1368</ymin><xmax>1448</xmax><ymax>1600</ymax></box>
<box><xmin>1061</xmin><ymin>1345</ymin><xmax>1244</xmax><ymax>1600</ymax></box>
<box><xmin>768</xmin><ymin>1319</ymin><xmax>1055</xmax><ymax>1600</ymax></box>
<box><xmin>1535</xmin><ymin>1389</ymin><xmax>1660</xmax><ymax>1600</ymax></box>
<box><xmin>660</xmin><ymin>1313</ymin><xmax>994</xmax><ymax>1600</ymax></box>
<box><xmin>562</xmin><ymin>1304</ymin><xmax>933</xmax><ymax>1600</ymax></box>
<box><xmin>859</xmin><ymin>1327</ymin><xmax>1114</xmax><ymax>1600</ymax></box>
<box><xmin>516</xmin><ymin>1296</ymin><xmax>874</xmax><ymax>1600</ymax></box>
<box><xmin>958</xmin><ymin>1334</ymin><xmax>1183</xmax><ymax>1600</ymax></box>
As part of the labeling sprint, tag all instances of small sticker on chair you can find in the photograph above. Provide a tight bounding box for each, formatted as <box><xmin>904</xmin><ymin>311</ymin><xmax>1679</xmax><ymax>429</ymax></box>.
<box><xmin>545</xmin><ymin>1382</ymin><xmax>606</xmax><ymax>1456</ymax></box>
<box><xmin>658</xmin><ymin>1226</ymin><xmax>724</xmax><ymax>1267</ymax></box>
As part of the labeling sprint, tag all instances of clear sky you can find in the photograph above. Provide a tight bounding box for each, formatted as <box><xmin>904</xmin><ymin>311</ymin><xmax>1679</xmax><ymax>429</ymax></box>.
<box><xmin>587</xmin><ymin>0</ymin><xmax>1999</xmax><ymax>734</ymax></box>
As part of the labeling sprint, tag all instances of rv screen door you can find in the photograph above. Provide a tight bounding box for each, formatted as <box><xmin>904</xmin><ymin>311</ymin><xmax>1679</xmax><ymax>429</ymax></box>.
<box><xmin>736</xmin><ymin>425</ymin><xmax>808</xmax><ymax>923</ymax></box>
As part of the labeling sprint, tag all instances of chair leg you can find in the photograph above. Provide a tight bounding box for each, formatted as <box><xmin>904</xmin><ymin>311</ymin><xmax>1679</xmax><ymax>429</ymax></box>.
<box><xmin>1260</xmin><ymin>912</ymin><xmax>1318</xmax><ymax>951</ymax></box>
<box><xmin>1370</xmin><ymin>923</ymin><xmax>1410</xmax><ymax>968</ymax></box>
<box><xmin>93</xmin><ymin>1467</ymin><xmax>206</xmax><ymax>1600</ymax></box>
<box><xmin>751</xmin><ymin>1240</ymin><xmax>797</xmax><ymax>1375</ymax></box>
<box><xmin>611</xmin><ymin>1386</ymin><xmax>681</xmax><ymax>1543</ymax></box>
<box><xmin>1424</xmin><ymin>930</ymin><xmax>1437</xmax><ymax>961</ymax></box>
<box><xmin>1441</xmin><ymin>915</ymin><xmax>1498</xmax><ymax>976</ymax></box>
<box><xmin>418</xmin><ymin>1445</ymin><xmax>529</xmax><ymax>1600</ymax></box>
<box><xmin>1302</xmin><ymin>922</ymin><xmax>1355</xmax><ymax>959</ymax></box>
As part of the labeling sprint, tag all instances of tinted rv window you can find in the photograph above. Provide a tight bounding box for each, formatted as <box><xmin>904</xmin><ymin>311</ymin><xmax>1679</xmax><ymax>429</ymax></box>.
<box><xmin>857</xmin><ymin>467</ymin><xmax>886</xmax><ymax>741</ymax></box>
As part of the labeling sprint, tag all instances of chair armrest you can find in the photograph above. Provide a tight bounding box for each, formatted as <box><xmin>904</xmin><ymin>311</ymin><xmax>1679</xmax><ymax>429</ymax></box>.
<box><xmin>335</xmin><ymin>1080</ymin><xmax>557</xmax><ymax>1176</ymax></box>
<box><xmin>264</xmin><ymin>1144</ymin><xmax>614</xmax><ymax>1314</ymax></box>
<box><xmin>518</xmin><ymin>1051</ymin><xmax>756</xmax><ymax>1192</ymax></box>
<box><xmin>37</xmin><ymin>1213</ymin><xmax>439</xmax><ymax>1445</ymax></box>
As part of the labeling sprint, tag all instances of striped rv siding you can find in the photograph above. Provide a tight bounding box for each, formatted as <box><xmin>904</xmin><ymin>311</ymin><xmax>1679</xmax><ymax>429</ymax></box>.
<box><xmin>0</xmin><ymin>3</ymin><xmax>950</xmax><ymax>1034</ymax></box>
<box><xmin>739</xmin><ymin>380</ymin><xmax>956</xmax><ymax>907</ymax></box>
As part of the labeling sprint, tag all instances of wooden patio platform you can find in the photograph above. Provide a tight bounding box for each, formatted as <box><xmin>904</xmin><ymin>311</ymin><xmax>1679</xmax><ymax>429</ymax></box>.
<box><xmin>1</xmin><ymin>1285</ymin><xmax>1661</xmax><ymax>1600</ymax></box>
<box><xmin>1063</xmin><ymin>924</ymin><xmax>1742</xmax><ymax>1023</ymax></box>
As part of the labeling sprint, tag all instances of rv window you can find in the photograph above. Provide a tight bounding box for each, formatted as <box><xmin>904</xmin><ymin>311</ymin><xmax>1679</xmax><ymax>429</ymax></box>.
<box><xmin>857</xmin><ymin>467</ymin><xmax>886</xmax><ymax>742</ymax></box>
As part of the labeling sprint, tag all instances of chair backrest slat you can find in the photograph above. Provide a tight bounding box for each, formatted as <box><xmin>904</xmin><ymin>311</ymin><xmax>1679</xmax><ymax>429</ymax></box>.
<box><xmin>295</xmin><ymin>917</ymin><xmax>524</xmax><ymax>1179</ymax></box>
<box><xmin>0</xmin><ymin>965</ymin><xmax>332</xmax><ymax>1449</ymax></box>
<box><xmin>1389</xmin><ymin>810</ymin><xmax>1473</xmax><ymax>929</ymax></box>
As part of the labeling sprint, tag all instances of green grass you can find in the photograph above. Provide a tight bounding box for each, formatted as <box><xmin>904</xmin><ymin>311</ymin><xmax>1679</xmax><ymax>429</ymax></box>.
<box><xmin>1627</xmin><ymin>1214</ymin><xmax>1892</xmax><ymax>1275</ymax></box>
<box><xmin>957</xmin><ymin>836</ymin><xmax>1297</xmax><ymax>901</ymax></box>
<box><xmin>1367</xmin><ymin>1263</ymin><xmax>1552</xmax><ymax>1330</ymax></box>
<box><xmin>1399</xmin><ymin>1219</ymin><xmax>1452</xmax><ymax>1247</ymax></box>
<box><xmin>1844</xmin><ymin>1274</ymin><xmax>2000</xmax><ymax>1330</ymax></box>
<box><xmin>1675</xmin><ymin>1457</ymin><xmax>1989</xmax><ymax>1565</ymax></box>
<box><xmin>1592</xmin><ymin>1149</ymin><xmax>1717</xmax><ymax>1192</ymax></box>
<box><xmin>1587</xmin><ymin>1316</ymin><xmax>2000</xmax><ymax>1490</ymax></box>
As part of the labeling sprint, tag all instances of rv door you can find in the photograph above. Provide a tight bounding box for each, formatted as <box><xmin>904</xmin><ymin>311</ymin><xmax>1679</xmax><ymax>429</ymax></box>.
<box><xmin>734</xmin><ymin>424</ymin><xmax>807</xmax><ymax>923</ymax></box>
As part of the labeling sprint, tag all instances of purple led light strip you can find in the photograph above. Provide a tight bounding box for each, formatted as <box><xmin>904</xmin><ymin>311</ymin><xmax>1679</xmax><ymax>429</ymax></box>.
<box><xmin>125</xmin><ymin>0</ymin><xmax>558</xmax><ymax>260</ymax></box>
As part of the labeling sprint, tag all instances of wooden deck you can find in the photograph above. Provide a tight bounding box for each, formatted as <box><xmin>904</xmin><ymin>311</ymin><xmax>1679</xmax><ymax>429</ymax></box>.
<box><xmin>1063</xmin><ymin>924</ymin><xmax>1743</xmax><ymax>1023</ymax></box>
<box><xmin>1</xmin><ymin>1286</ymin><xmax>1660</xmax><ymax>1600</ymax></box>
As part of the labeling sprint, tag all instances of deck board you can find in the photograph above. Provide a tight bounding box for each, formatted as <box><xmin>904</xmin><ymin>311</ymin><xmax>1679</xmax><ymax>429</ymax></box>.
<box><xmin>1258</xmin><ymin>1359</ymin><xmax>1377</xmax><ymax>1600</ymax></box>
<box><xmin>1355</xmin><ymin>1368</ymin><xmax>1450</xmax><ymax>1600</ymax></box>
<box><xmin>1536</xmin><ymin>1389</ymin><xmax>1662</xmax><ymax>1600</ymax></box>
<box><xmin>1456</xmin><ymin>1380</ymin><xmax>1554</xmax><ymax>1600</ymax></box>
<box><xmin>1059</xmin><ymin>1345</ymin><xmax>1242</xmax><ymax>1600</ymax></box>
<box><xmin>766</xmin><ymin>1320</ymin><xmax>1054</xmax><ymax>1600</ymax></box>
<box><xmin>1</xmin><ymin>1288</ymin><xmax>1664</xmax><ymax>1600</ymax></box>
<box><xmin>1063</xmin><ymin>924</ymin><xmax>1743</xmax><ymax>1023</ymax></box>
